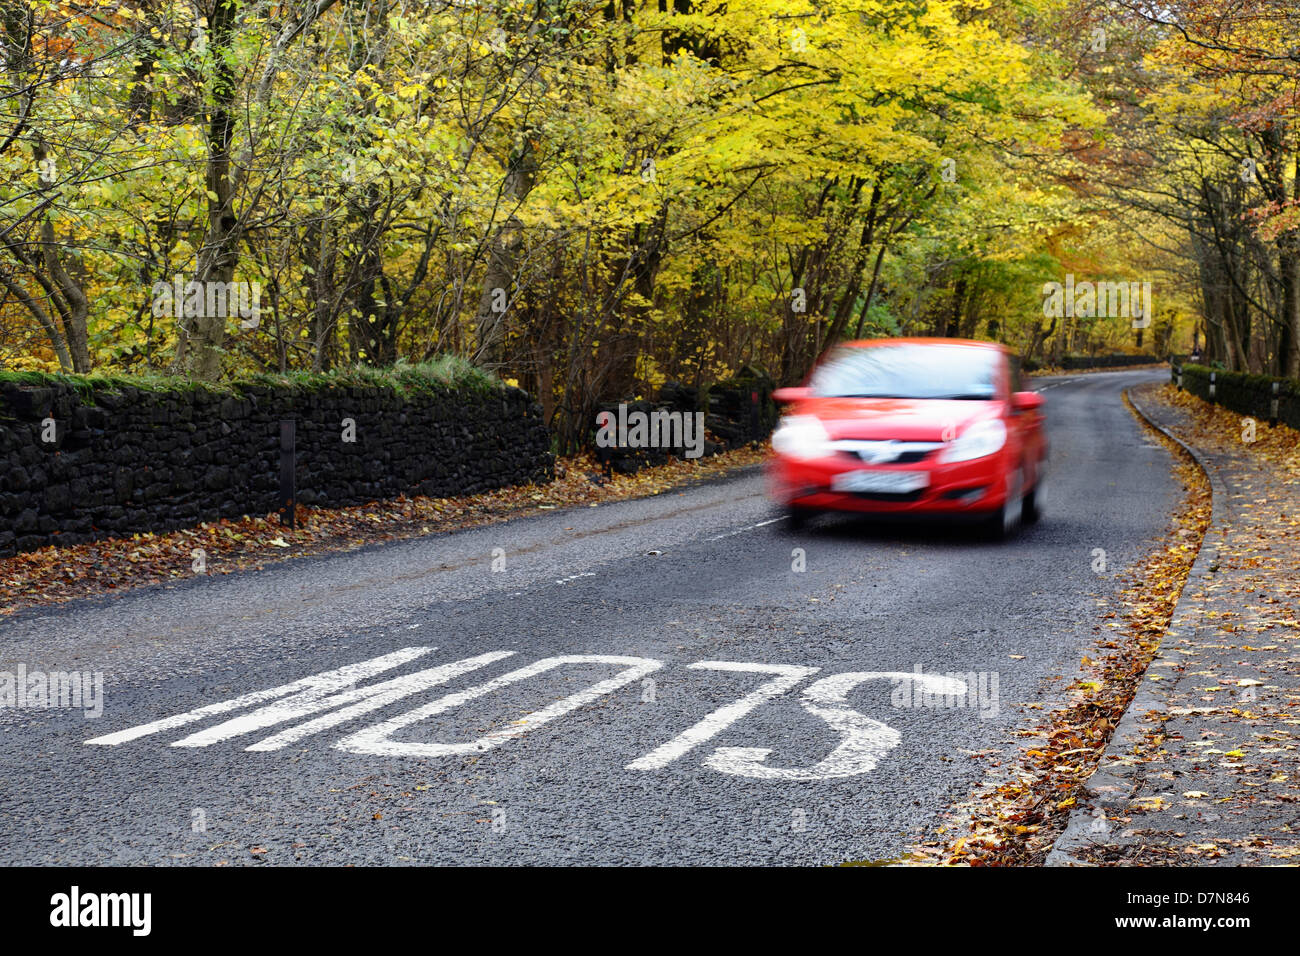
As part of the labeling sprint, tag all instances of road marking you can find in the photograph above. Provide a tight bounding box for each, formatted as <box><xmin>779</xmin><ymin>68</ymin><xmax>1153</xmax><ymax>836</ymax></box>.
<box><xmin>234</xmin><ymin>653</ymin><xmax>513</xmax><ymax>751</ymax></box>
<box><xmin>704</xmin><ymin>671</ymin><xmax>968</xmax><ymax>780</ymax></box>
<box><xmin>85</xmin><ymin>647</ymin><xmax>434</xmax><ymax>747</ymax></box>
<box><xmin>335</xmin><ymin>655</ymin><xmax>663</xmax><ymax>758</ymax></box>
<box><xmin>626</xmin><ymin>662</ymin><xmax>818</xmax><ymax>770</ymax></box>
<box><xmin>1033</xmin><ymin>379</ymin><xmax>1078</xmax><ymax>392</ymax></box>
<box><xmin>705</xmin><ymin>517</ymin><xmax>785</xmax><ymax>541</ymax></box>
<box><xmin>84</xmin><ymin>650</ymin><xmax>969</xmax><ymax>780</ymax></box>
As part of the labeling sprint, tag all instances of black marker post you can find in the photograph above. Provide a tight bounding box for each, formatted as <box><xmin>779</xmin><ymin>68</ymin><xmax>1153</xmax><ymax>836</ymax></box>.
<box><xmin>279</xmin><ymin>419</ymin><xmax>296</xmax><ymax>529</ymax></box>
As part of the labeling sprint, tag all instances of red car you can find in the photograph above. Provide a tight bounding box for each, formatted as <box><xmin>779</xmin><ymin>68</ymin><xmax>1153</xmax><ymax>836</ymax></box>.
<box><xmin>768</xmin><ymin>338</ymin><xmax>1046</xmax><ymax>538</ymax></box>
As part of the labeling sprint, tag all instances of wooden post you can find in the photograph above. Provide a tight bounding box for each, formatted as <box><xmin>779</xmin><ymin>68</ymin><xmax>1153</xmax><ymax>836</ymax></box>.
<box><xmin>279</xmin><ymin>419</ymin><xmax>296</xmax><ymax>528</ymax></box>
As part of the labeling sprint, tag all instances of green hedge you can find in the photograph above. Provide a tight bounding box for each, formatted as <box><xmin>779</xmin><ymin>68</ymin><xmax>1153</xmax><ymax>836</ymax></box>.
<box><xmin>0</xmin><ymin>356</ymin><xmax>499</xmax><ymax>400</ymax></box>
<box><xmin>1173</xmin><ymin>363</ymin><xmax>1300</xmax><ymax>429</ymax></box>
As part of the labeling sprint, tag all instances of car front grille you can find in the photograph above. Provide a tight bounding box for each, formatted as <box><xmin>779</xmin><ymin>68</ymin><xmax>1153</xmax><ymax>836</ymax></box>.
<box><xmin>830</xmin><ymin>439</ymin><xmax>944</xmax><ymax>465</ymax></box>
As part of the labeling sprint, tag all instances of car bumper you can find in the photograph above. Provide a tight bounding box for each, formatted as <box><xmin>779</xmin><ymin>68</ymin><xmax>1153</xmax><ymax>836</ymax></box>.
<box><xmin>768</xmin><ymin>451</ymin><xmax>1015</xmax><ymax>516</ymax></box>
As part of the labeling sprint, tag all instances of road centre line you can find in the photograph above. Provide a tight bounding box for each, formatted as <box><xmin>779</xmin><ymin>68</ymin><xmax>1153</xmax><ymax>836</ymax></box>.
<box><xmin>705</xmin><ymin>516</ymin><xmax>785</xmax><ymax>541</ymax></box>
<box><xmin>1033</xmin><ymin>379</ymin><xmax>1078</xmax><ymax>391</ymax></box>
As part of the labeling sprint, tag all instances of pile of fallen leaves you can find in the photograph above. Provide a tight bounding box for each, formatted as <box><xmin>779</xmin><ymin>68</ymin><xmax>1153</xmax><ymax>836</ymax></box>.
<box><xmin>906</xmin><ymin>390</ymin><xmax>1212</xmax><ymax>866</ymax></box>
<box><xmin>1064</xmin><ymin>383</ymin><xmax>1300</xmax><ymax>866</ymax></box>
<box><xmin>1</xmin><ymin>444</ymin><xmax>768</xmax><ymax>616</ymax></box>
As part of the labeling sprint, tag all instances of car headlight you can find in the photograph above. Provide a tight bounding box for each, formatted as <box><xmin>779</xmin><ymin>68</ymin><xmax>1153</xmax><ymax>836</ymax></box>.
<box><xmin>771</xmin><ymin>415</ymin><xmax>835</xmax><ymax>460</ymax></box>
<box><xmin>938</xmin><ymin>418</ymin><xmax>1006</xmax><ymax>463</ymax></box>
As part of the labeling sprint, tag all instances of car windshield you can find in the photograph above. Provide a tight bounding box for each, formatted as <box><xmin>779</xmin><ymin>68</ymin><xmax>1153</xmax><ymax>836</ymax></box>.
<box><xmin>808</xmin><ymin>344</ymin><xmax>1001</xmax><ymax>400</ymax></box>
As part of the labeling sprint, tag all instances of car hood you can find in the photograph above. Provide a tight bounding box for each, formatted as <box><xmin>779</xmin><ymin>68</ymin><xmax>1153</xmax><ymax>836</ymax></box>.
<box><xmin>793</xmin><ymin>397</ymin><xmax>1004</xmax><ymax>441</ymax></box>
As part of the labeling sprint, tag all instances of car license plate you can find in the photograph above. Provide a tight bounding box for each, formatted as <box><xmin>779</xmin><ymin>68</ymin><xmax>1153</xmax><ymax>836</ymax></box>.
<box><xmin>831</xmin><ymin>470</ymin><xmax>929</xmax><ymax>494</ymax></box>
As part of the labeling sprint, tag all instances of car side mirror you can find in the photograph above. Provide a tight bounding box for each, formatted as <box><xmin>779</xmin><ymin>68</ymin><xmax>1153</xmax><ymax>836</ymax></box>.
<box><xmin>772</xmin><ymin>387</ymin><xmax>811</xmax><ymax>403</ymax></box>
<box><xmin>1012</xmin><ymin>391</ymin><xmax>1044</xmax><ymax>412</ymax></box>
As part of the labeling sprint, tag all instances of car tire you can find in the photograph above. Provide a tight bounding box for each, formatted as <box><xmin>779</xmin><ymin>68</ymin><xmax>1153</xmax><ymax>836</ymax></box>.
<box><xmin>784</xmin><ymin>505</ymin><xmax>814</xmax><ymax>531</ymax></box>
<box><xmin>1022</xmin><ymin>465</ymin><xmax>1044</xmax><ymax>524</ymax></box>
<box><xmin>984</xmin><ymin>467</ymin><xmax>1023</xmax><ymax>541</ymax></box>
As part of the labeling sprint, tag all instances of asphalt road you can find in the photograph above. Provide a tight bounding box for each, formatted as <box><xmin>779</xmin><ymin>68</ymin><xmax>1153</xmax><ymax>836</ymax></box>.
<box><xmin>0</xmin><ymin>369</ymin><xmax>1179</xmax><ymax>865</ymax></box>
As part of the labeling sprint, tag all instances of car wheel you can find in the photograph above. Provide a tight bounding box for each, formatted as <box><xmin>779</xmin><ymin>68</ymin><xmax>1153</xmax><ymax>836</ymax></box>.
<box><xmin>985</xmin><ymin>467</ymin><xmax>1023</xmax><ymax>541</ymax></box>
<box><xmin>1022</xmin><ymin>464</ymin><xmax>1044</xmax><ymax>524</ymax></box>
<box><xmin>784</xmin><ymin>505</ymin><xmax>814</xmax><ymax>531</ymax></box>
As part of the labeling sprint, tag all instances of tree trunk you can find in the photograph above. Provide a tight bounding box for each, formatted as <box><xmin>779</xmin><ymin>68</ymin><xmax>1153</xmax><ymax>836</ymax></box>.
<box><xmin>171</xmin><ymin>0</ymin><xmax>242</xmax><ymax>380</ymax></box>
<box><xmin>473</xmin><ymin>140</ymin><xmax>536</xmax><ymax>367</ymax></box>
